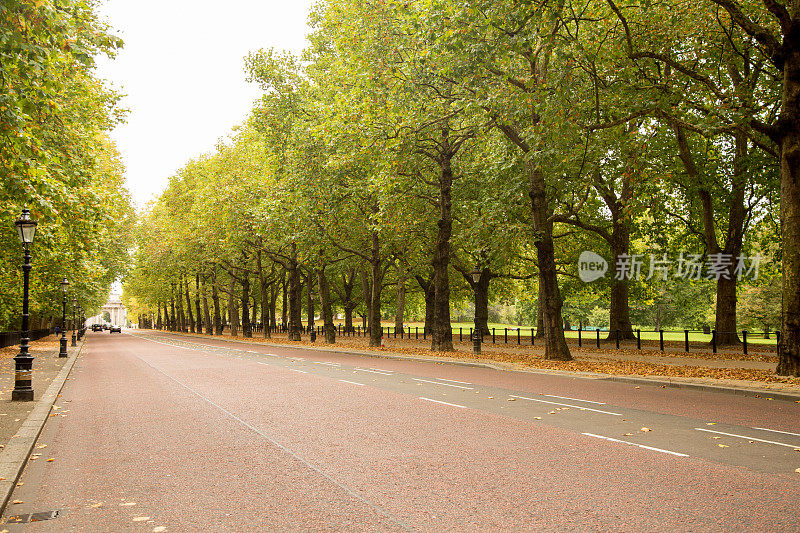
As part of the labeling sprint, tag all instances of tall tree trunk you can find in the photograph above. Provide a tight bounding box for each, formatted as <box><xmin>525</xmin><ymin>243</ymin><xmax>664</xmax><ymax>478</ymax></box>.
<box><xmin>395</xmin><ymin>272</ymin><xmax>406</xmax><ymax>334</ymax></box>
<box><xmin>306</xmin><ymin>271</ymin><xmax>315</xmax><ymax>331</ymax></box>
<box><xmin>361</xmin><ymin>268</ymin><xmax>372</xmax><ymax>335</ymax></box>
<box><xmin>341</xmin><ymin>270</ymin><xmax>356</xmax><ymax>333</ymax></box>
<box><xmin>257</xmin><ymin>249</ymin><xmax>270</xmax><ymax>338</ymax></box>
<box><xmin>241</xmin><ymin>271</ymin><xmax>251</xmax><ymax>338</ymax></box>
<box><xmin>528</xmin><ymin>163</ymin><xmax>571</xmax><ymax>360</ymax></box>
<box><xmin>228</xmin><ymin>277</ymin><xmax>239</xmax><ymax>337</ymax></box>
<box><xmin>431</xmin><ymin>143</ymin><xmax>454</xmax><ymax>352</ymax></box>
<box><xmin>288</xmin><ymin>243</ymin><xmax>302</xmax><ymax>341</ymax></box>
<box><xmin>202</xmin><ymin>275</ymin><xmax>212</xmax><ymax>335</ymax></box>
<box><xmin>281</xmin><ymin>272</ymin><xmax>288</xmax><ymax>329</ymax></box>
<box><xmin>415</xmin><ymin>275</ymin><xmax>435</xmax><ymax>335</ymax></box>
<box><xmin>369</xmin><ymin>233</ymin><xmax>384</xmax><ymax>347</ymax></box>
<box><xmin>317</xmin><ymin>263</ymin><xmax>335</xmax><ymax>344</ymax></box>
<box><xmin>184</xmin><ymin>275</ymin><xmax>195</xmax><ymax>334</ymax></box>
<box><xmin>212</xmin><ymin>270</ymin><xmax>222</xmax><ymax>335</ymax></box>
<box><xmin>269</xmin><ymin>283</ymin><xmax>278</xmax><ymax>330</ymax></box>
<box><xmin>156</xmin><ymin>306</ymin><xmax>162</xmax><ymax>330</ymax></box>
<box><xmin>465</xmin><ymin>268</ymin><xmax>491</xmax><ymax>336</ymax></box>
<box><xmin>608</xmin><ymin>217</ymin><xmax>635</xmax><ymax>339</ymax></box>
<box><xmin>195</xmin><ymin>273</ymin><xmax>202</xmax><ymax>335</ymax></box>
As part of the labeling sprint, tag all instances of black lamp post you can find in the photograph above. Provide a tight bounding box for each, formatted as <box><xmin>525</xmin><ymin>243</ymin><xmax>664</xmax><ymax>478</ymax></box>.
<box><xmin>13</xmin><ymin>208</ymin><xmax>38</xmax><ymax>401</ymax></box>
<box><xmin>71</xmin><ymin>297</ymin><xmax>77</xmax><ymax>346</ymax></box>
<box><xmin>471</xmin><ymin>265</ymin><xmax>482</xmax><ymax>355</ymax></box>
<box><xmin>59</xmin><ymin>277</ymin><xmax>69</xmax><ymax>358</ymax></box>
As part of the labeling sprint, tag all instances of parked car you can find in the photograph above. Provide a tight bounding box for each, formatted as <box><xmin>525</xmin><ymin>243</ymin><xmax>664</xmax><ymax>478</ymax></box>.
<box><xmin>110</xmin><ymin>325</ymin><xmax>122</xmax><ymax>333</ymax></box>
<box><xmin>102</xmin><ymin>324</ymin><xmax>109</xmax><ymax>330</ymax></box>
<box><xmin>92</xmin><ymin>324</ymin><xmax>102</xmax><ymax>332</ymax></box>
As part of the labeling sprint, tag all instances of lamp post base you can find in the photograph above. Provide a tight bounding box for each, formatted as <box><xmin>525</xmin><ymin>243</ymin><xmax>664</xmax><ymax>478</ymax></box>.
<box><xmin>59</xmin><ymin>335</ymin><xmax>68</xmax><ymax>358</ymax></box>
<box><xmin>12</xmin><ymin>389</ymin><xmax>34</xmax><ymax>401</ymax></box>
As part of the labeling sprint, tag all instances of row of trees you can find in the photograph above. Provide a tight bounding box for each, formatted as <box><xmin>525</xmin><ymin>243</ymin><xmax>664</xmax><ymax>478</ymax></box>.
<box><xmin>0</xmin><ymin>0</ymin><xmax>134</xmax><ymax>329</ymax></box>
<box><xmin>125</xmin><ymin>0</ymin><xmax>797</xmax><ymax>375</ymax></box>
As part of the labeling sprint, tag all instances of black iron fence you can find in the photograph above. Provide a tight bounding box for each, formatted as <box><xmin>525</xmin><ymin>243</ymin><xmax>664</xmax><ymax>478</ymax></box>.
<box><xmin>146</xmin><ymin>322</ymin><xmax>778</xmax><ymax>355</ymax></box>
<box><xmin>0</xmin><ymin>328</ymin><xmax>53</xmax><ymax>349</ymax></box>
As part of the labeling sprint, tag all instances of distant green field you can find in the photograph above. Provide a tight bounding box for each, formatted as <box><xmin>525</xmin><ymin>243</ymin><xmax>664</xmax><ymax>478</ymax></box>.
<box><xmin>327</xmin><ymin>319</ymin><xmax>777</xmax><ymax>346</ymax></box>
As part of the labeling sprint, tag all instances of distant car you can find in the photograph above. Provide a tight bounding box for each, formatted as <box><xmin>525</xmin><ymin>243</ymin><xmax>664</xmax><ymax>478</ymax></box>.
<box><xmin>103</xmin><ymin>324</ymin><xmax>109</xmax><ymax>330</ymax></box>
<box><xmin>110</xmin><ymin>325</ymin><xmax>122</xmax><ymax>333</ymax></box>
<box><xmin>91</xmin><ymin>324</ymin><xmax>102</xmax><ymax>332</ymax></box>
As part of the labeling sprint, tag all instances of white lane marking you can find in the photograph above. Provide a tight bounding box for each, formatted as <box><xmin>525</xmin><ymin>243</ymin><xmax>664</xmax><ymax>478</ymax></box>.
<box><xmin>355</xmin><ymin>368</ymin><xmax>393</xmax><ymax>375</ymax></box>
<box><xmin>750</xmin><ymin>427</ymin><xmax>800</xmax><ymax>438</ymax></box>
<box><xmin>264</xmin><ymin>353</ymin><xmax>279</xmax><ymax>357</ymax></box>
<box><xmin>418</xmin><ymin>397</ymin><xmax>467</xmax><ymax>409</ymax></box>
<box><xmin>582</xmin><ymin>433</ymin><xmax>688</xmax><ymax>457</ymax></box>
<box><xmin>132</xmin><ymin>354</ymin><xmax>411</xmax><ymax>531</ymax></box>
<box><xmin>289</xmin><ymin>369</ymin><xmax>308</xmax><ymax>374</ymax></box>
<box><xmin>294</xmin><ymin>357</ymin><xmax>305</xmax><ymax>361</ymax></box>
<box><xmin>129</xmin><ymin>334</ymin><xmax>197</xmax><ymax>351</ymax></box>
<box><xmin>316</xmin><ymin>361</ymin><xmax>340</xmax><ymax>366</ymax></box>
<box><xmin>542</xmin><ymin>394</ymin><xmax>606</xmax><ymax>405</ymax></box>
<box><xmin>511</xmin><ymin>395</ymin><xmax>622</xmax><ymax>416</ymax></box>
<box><xmin>434</xmin><ymin>378</ymin><xmax>472</xmax><ymax>385</ymax></box>
<box><xmin>412</xmin><ymin>378</ymin><xmax>473</xmax><ymax>390</ymax></box>
<box><xmin>695</xmin><ymin>428</ymin><xmax>800</xmax><ymax>448</ymax></box>
<box><xmin>247</xmin><ymin>350</ymin><xmax>259</xmax><ymax>353</ymax></box>
<box><xmin>339</xmin><ymin>380</ymin><xmax>365</xmax><ymax>386</ymax></box>
<box><xmin>371</xmin><ymin>368</ymin><xmax>393</xmax><ymax>373</ymax></box>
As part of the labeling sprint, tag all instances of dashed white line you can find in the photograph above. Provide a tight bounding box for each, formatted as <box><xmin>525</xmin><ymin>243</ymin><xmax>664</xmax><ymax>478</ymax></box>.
<box><xmin>371</xmin><ymin>368</ymin><xmax>393</xmax><ymax>373</ymax></box>
<box><xmin>412</xmin><ymin>378</ymin><xmax>473</xmax><ymax>390</ymax></box>
<box><xmin>355</xmin><ymin>368</ymin><xmax>393</xmax><ymax>375</ymax></box>
<box><xmin>418</xmin><ymin>397</ymin><xmax>467</xmax><ymax>409</ymax></box>
<box><xmin>289</xmin><ymin>369</ymin><xmax>308</xmax><ymax>374</ymax></box>
<box><xmin>542</xmin><ymin>394</ymin><xmax>606</xmax><ymax>405</ymax></box>
<box><xmin>264</xmin><ymin>353</ymin><xmax>279</xmax><ymax>357</ymax></box>
<box><xmin>695</xmin><ymin>428</ymin><xmax>800</xmax><ymax>448</ymax></box>
<box><xmin>316</xmin><ymin>361</ymin><xmax>340</xmax><ymax>366</ymax></box>
<box><xmin>750</xmin><ymin>427</ymin><xmax>800</xmax><ymax>438</ymax></box>
<box><xmin>339</xmin><ymin>380</ymin><xmax>365</xmax><ymax>386</ymax></box>
<box><xmin>582</xmin><ymin>433</ymin><xmax>688</xmax><ymax>457</ymax></box>
<box><xmin>510</xmin><ymin>395</ymin><xmax>622</xmax><ymax>416</ymax></box>
<box><xmin>434</xmin><ymin>378</ymin><xmax>472</xmax><ymax>385</ymax></box>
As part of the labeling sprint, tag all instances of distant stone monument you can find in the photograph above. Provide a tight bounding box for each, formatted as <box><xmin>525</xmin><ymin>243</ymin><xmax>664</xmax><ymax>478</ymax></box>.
<box><xmin>87</xmin><ymin>290</ymin><xmax>127</xmax><ymax>327</ymax></box>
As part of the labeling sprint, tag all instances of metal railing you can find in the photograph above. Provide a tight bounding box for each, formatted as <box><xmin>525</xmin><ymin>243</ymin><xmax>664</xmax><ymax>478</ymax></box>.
<box><xmin>0</xmin><ymin>328</ymin><xmax>53</xmax><ymax>349</ymax></box>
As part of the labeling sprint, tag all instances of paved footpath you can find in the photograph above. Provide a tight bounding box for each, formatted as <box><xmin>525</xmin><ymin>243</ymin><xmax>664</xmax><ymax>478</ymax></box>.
<box><xmin>1</xmin><ymin>331</ymin><xmax>799</xmax><ymax>531</ymax></box>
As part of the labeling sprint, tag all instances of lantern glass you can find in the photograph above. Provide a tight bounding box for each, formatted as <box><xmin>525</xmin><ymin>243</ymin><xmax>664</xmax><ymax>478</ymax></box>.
<box><xmin>14</xmin><ymin>209</ymin><xmax>37</xmax><ymax>244</ymax></box>
<box><xmin>61</xmin><ymin>277</ymin><xmax>70</xmax><ymax>293</ymax></box>
<box><xmin>471</xmin><ymin>267</ymin><xmax>481</xmax><ymax>284</ymax></box>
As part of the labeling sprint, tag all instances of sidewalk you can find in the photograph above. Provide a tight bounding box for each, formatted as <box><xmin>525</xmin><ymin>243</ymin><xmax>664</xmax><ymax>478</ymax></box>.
<box><xmin>147</xmin><ymin>329</ymin><xmax>800</xmax><ymax>399</ymax></box>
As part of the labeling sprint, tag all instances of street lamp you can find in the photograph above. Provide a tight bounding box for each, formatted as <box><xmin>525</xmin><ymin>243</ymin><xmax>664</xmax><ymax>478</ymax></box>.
<box><xmin>59</xmin><ymin>277</ymin><xmax>69</xmax><ymax>357</ymax></box>
<box><xmin>13</xmin><ymin>208</ymin><xmax>38</xmax><ymax>401</ymax></box>
<box><xmin>71</xmin><ymin>297</ymin><xmax>77</xmax><ymax>347</ymax></box>
<box><xmin>471</xmin><ymin>265</ymin><xmax>482</xmax><ymax>355</ymax></box>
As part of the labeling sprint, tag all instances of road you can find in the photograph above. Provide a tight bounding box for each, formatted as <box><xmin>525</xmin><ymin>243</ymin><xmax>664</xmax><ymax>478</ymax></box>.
<box><xmin>2</xmin><ymin>330</ymin><xmax>799</xmax><ymax>531</ymax></box>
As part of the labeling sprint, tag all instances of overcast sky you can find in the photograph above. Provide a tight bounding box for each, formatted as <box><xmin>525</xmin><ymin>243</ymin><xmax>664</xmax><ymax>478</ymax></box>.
<box><xmin>95</xmin><ymin>0</ymin><xmax>314</xmax><ymax>209</ymax></box>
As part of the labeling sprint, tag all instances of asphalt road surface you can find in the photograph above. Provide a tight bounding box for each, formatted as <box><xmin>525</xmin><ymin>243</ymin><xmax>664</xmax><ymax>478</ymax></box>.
<box><xmin>3</xmin><ymin>331</ymin><xmax>799</xmax><ymax>531</ymax></box>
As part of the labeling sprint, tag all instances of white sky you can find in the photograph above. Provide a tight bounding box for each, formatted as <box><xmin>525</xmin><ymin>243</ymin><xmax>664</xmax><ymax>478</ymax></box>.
<box><xmin>95</xmin><ymin>0</ymin><xmax>314</xmax><ymax>209</ymax></box>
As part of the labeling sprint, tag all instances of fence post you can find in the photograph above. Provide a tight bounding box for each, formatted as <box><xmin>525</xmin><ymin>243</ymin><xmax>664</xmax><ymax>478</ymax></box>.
<box><xmin>504</xmin><ymin>328</ymin><xmax>508</xmax><ymax>343</ymax></box>
<box><xmin>416</xmin><ymin>326</ymin><xmax>418</xmax><ymax>339</ymax></box>
<box><xmin>596</xmin><ymin>329</ymin><xmax>600</xmax><ymax>348</ymax></box>
<box><xmin>578</xmin><ymin>327</ymin><xmax>582</xmax><ymax>347</ymax></box>
<box><xmin>684</xmin><ymin>330</ymin><xmax>689</xmax><ymax>352</ymax></box>
<box><xmin>531</xmin><ymin>328</ymin><xmax>534</xmax><ymax>345</ymax></box>
<box><xmin>615</xmin><ymin>330</ymin><xmax>620</xmax><ymax>349</ymax></box>
<box><xmin>659</xmin><ymin>330</ymin><xmax>664</xmax><ymax>352</ymax></box>
<box><xmin>742</xmin><ymin>330</ymin><xmax>748</xmax><ymax>355</ymax></box>
<box><xmin>712</xmin><ymin>330</ymin><xmax>717</xmax><ymax>354</ymax></box>
<box><xmin>636</xmin><ymin>329</ymin><xmax>641</xmax><ymax>350</ymax></box>
<box><xmin>423</xmin><ymin>327</ymin><xmax>426</xmax><ymax>340</ymax></box>
<box><xmin>517</xmin><ymin>328</ymin><xmax>521</xmax><ymax>345</ymax></box>
<box><xmin>459</xmin><ymin>327</ymin><xmax>462</xmax><ymax>342</ymax></box>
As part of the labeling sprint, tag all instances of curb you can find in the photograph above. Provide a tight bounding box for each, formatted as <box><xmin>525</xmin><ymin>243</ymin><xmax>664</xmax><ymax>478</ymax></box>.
<box><xmin>145</xmin><ymin>331</ymin><xmax>800</xmax><ymax>403</ymax></box>
<box><xmin>0</xmin><ymin>340</ymin><xmax>84</xmax><ymax>515</ymax></box>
